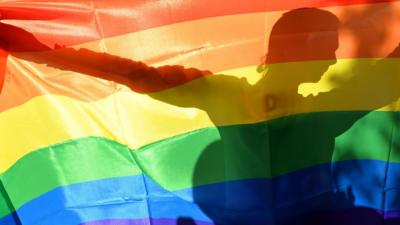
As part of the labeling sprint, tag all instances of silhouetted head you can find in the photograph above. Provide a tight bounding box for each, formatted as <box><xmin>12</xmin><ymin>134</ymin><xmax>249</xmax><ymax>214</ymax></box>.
<box><xmin>265</xmin><ymin>8</ymin><xmax>340</xmax><ymax>83</ymax></box>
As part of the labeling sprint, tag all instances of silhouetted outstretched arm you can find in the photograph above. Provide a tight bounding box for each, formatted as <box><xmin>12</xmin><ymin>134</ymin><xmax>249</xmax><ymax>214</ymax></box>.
<box><xmin>48</xmin><ymin>47</ymin><xmax>213</xmax><ymax>93</ymax></box>
<box><xmin>317</xmin><ymin>44</ymin><xmax>400</xmax><ymax>110</ymax></box>
<box><xmin>0</xmin><ymin>21</ymin><xmax>214</xmax><ymax>92</ymax></box>
<box><xmin>0</xmin><ymin>21</ymin><xmax>250</xmax><ymax>116</ymax></box>
<box><xmin>39</xmin><ymin>48</ymin><xmax>249</xmax><ymax>114</ymax></box>
<box><xmin>15</xmin><ymin>46</ymin><xmax>214</xmax><ymax>93</ymax></box>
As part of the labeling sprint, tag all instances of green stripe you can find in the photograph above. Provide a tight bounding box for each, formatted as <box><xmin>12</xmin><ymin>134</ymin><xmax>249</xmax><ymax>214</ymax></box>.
<box><xmin>1</xmin><ymin>110</ymin><xmax>399</xmax><ymax>218</ymax></box>
<box><xmin>0</xmin><ymin>181</ymin><xmax>13</xmax><ymax>219</ymax></box>
<box><xmin>135</xmin><ymin>110</ymin><xmax>397</xmax><ymax>189</ymax></box>
<box><xmin>0</xmin><ymin>137</ymin><xmax>141</xmax><ymax>217</ymax></box>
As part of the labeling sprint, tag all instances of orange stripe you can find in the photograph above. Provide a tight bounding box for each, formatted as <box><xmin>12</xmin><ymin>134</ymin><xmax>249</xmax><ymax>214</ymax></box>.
<box><xmin>2</xmin><ymin>2</ymin><xmax>400</xmax><ymax>112</ymax></box>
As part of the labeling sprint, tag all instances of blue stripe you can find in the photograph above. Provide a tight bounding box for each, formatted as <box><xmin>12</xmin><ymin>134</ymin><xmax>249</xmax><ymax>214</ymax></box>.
<box><xmin>1</xmin><ymin>160</ymin><xmax>400</xmax><ymax>225</ymax></box>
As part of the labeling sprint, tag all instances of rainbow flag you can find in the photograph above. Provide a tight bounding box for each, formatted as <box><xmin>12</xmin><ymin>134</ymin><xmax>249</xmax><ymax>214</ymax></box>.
<box><xmin>1</xmin><ymin>0</ymin><xmax>400</xmax><ymax>224</ymax></box>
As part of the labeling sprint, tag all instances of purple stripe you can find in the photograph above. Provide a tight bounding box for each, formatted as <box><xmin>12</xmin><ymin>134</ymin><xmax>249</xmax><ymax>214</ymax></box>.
<box><xmin>79</xmin><ymin>209</ymin><xmax>400</xmax><ymax>225</ymax></box>
<box><xmin>299</xmin><ymin>208</ymin><xmax>400</xmax><ymax>225</ymax></box>
<box><xmin>385</xmin><ymin>210</ymin><xmax>400</xmax><ymax>219</ymax></box>
<box><xmin>80</xmin><ymin>218</ymin><xmax>214</xmax><ymax>225</ymax></box>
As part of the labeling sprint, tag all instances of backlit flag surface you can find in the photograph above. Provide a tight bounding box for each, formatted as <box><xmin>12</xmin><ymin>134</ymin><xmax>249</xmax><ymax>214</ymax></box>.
<box><xmin>1</xmin><ymin>0</ymin><xmax>400</xmax><ymax>224</ymax></box>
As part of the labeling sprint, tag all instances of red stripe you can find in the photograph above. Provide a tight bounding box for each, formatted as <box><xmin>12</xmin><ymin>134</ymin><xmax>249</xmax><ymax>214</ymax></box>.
<box><xmin>0</xmin><ymin>0</ymin><xmax>398</xmax><ymax>51</ymax></box>
<box><xmin>0</xmin><ymin>48</ymin><xmax>7</xmax><ymax>94</ymax></box>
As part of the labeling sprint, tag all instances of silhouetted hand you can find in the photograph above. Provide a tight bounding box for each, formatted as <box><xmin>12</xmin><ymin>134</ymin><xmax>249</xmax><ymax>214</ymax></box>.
<box><xmin>0</xmin><ymin>11</ymin><xmax>51</xmax><ymax>52</ymax></box>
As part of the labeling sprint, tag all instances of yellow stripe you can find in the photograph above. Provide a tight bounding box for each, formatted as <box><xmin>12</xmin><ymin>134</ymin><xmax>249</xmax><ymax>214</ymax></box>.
<box><xmin>1</xmin><ymin>58</ymin><xmax>400</xmax><ymax>173</ymax></box>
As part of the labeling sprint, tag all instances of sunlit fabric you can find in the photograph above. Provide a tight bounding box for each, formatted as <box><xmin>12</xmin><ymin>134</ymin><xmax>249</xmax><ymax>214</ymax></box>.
<box><xmin>1</xmin><ymin>1</ymin><xmax>400</xmax><ymax>225</ymax></box>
